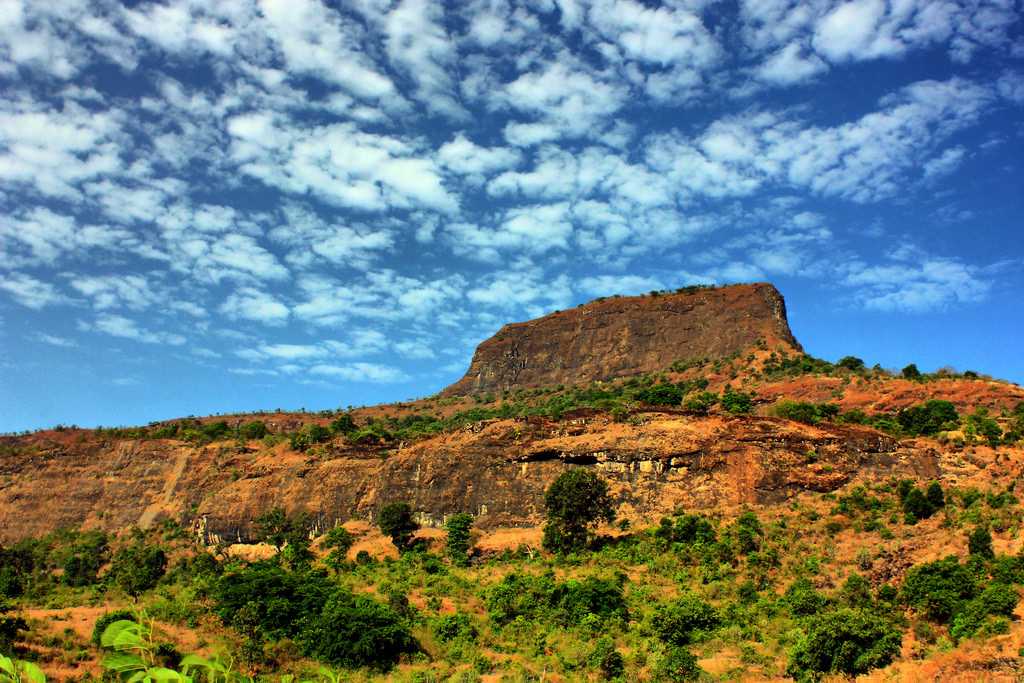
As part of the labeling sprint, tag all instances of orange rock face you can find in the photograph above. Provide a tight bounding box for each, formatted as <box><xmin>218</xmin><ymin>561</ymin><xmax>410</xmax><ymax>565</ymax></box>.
<box><xmin>441</xmin><ymin>283</ymin><xmax>802</xmax><ymax>397</ymax></box>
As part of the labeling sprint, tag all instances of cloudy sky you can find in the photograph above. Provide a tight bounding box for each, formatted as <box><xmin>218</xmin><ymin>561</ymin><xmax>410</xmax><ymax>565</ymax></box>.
<box><xmin>1</xmin><ymin>0</ymin><xmax>1022</xmax><ymax>431</ymax></box>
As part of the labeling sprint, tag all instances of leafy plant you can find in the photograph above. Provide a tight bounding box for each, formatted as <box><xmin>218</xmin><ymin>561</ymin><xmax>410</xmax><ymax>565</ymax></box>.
<box><xmin>542</xmin><ymin>469</ymin><xmax>616</xmax><ymax>553</ymax></box>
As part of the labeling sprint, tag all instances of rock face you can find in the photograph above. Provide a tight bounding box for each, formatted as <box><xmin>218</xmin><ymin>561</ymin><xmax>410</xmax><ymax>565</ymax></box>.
<box><xmin>441</xmin><ymin>283</ymin><xmax>802</xmax><ymax>397</ymax></box>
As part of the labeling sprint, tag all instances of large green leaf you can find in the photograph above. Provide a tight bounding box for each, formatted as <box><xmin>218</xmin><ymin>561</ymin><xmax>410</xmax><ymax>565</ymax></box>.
<box><xmin>102</xmin><ymin>652</ymin><xmax>147</xmax><ymax>673</ymax></box>
<box><xmin>101</xmin><ymin>620</ymin><xmax>144</xmax><ymax>650</ymax></box>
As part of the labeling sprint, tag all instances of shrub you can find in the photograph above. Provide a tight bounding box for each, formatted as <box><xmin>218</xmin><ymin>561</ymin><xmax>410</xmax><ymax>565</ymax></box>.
<box><xmin>213</xmin><ymin>562</ymin><xmax>333</xmax><ymax>640</ymax></box>
<box><xmin>444</xmin><ymin>513</ymin><xmax>474</xmax><ymax>567</ymax></box>
<box><xmin>202</xmin><ymin>421</ymin><xmax>230</xmax><ymax>440</ymax></box>
<box><xmin>254</xmin><ymin>507</ymin><xmax>311</xmax><ymax>552</ymax></box>
<box><xmin>682</xmin><ymin>391</ymin><xmax>717</xmax><ymax>415</ymax></box>
<box><xmin>774</xmin><ymin>401</ymin><xmax>823</xmax><ymax>424</ymax></box>
<box><xmin>784</xmin><ymin>578</ymin><xmax>827</xmax><ymax>617</ymax></box>
<box><xmin>109</xmin><ymin>543</ymin><xmax>167</xmax><ymax>596</ymax></box>
<box><xmin>786</xmin><ymin>608</ymin><xmax>903</xmax><ymax>681</ymax></box>
<box><xmin>323</xmin><ymin>526</ymin><xmax>355</xmax><ymax>570</ymax></box>
<box><xmin>837</xmin><ymin>356</ymin><xmax>866</xmax><ymax>371</ymax></box>
<box><xmin>654</xmin><ymin>647</ymin><xmax>701</xmax><ymax>681</ymax></box>
<box><xmin>901</xmin><ymin>363</ymin><xmax>921</xmax><ymax>379</ymax></box>
<box><xmin>551</xmin><ymin>576</ymin><xmax>627</xmax><ymax>625</ymax></box>
<box><xmin>434</xmin><ymin>613</ymin><xmax>476</xmax><ymax>642</ymax></box>
<box><xmin>239</xmin><ymin>421</ymin><xmax>267</xmax><ymax>440</ymax></box>
<box><xmin>542</xmin><ymin>469</ymin><xmax>616</xmax><ymax>553</ymax></box>
<box><xmin>925</xmin><ymin>482</ymin><xmax>945</xmax><ymax>510</ymax></box>
<box><xmin>897</xmin><ymin>400</ymin><xmax>958</xmax><ymax>436</ymax></box>
<box><xmin>61</xmin><ymin>531</ymin><xmax>108</xmax><ymax>587</ymax></box>
<box><xmin>720</xmin><ymin>388</ymin><xmax>754</xmax><ymax>415</ymax></box>
<box><xmin>590</xmin><ymin>636</ymin><xmax>624</xmax><ymax>679</ymax></box>
<box><xmin>967</xmin><ymin>526</ymin><xmax>994</xmax><ymax>560</ymax></box>
<box><xmin>839</xmin><ymin>574</ymin><xmax>873</xmax><ymax>609</ymax></box>
<box><xmin>949</xmin><ymin>584</ymin><xmax>1021</xmax><ymax>641</ymax></box>
<box><xmin>902</xmin><ymin>487</ymin><xmax>937</xmax><ymax>523</ymax></box>
<box><xmin>329</xmin><ymin>413</ymin><xmax>357</xmax><ymax>435</ymax></box>
<box><xmin>298</xmin><ymin>590</ymin><xmax>417</xmax><ymax>670</ymax></box>
<box><xmin>734</xmin><ymin>511</ymin><xmax>762</xmax><ymax>554</ymax></box>
<box><xmin>378</xmin><ymin>503</ymin><xmax>419</xmax><ymax>552</ymax></box>
<box><xmin>656</xmin><ymin>513</ymin><xmax>716</xmax><ymax>546</ymax></box>
<box><xmin>900</xmin><ymin>556</ymin><xmax>976</xmax><ymax>622</ymax></box>
<box><xmin>652</xmin><ymin>594</ymin><xmax>720</xmax><ymax>646</ymax></box>
<box><xmin>290</xmin><ymin>424</ymin><xmax>331</xmax><ymax>451</ymax></box>
<box><xmin>638</xmin><ymin>383</ymin><xmax>685</xmax><ymax>406</ymax></box>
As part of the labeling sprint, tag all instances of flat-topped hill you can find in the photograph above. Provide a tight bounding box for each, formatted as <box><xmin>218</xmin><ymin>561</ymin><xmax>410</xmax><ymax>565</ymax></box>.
<box><xmin>441</xmin><ymin>283</ymin><xmax>802</xmax><ymax>397</ymax></box>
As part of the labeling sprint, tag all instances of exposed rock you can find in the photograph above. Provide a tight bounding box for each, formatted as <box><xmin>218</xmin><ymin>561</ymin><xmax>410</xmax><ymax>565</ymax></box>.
<box><xmin>441</xmin><ymin>283</ymin><xmax>801</xmax><ymax>397</ymax></box>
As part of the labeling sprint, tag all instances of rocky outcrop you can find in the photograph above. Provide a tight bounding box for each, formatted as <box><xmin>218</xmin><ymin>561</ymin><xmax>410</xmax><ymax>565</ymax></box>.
<box><xmin>441</xmin><ymin>283</ymin><xmax>801</xmax><ymax>397</ymax></box>
<box><xmin>0</xmin><ymin>413</ymin><xmax>959</xmax><ymax>544</ymax></box>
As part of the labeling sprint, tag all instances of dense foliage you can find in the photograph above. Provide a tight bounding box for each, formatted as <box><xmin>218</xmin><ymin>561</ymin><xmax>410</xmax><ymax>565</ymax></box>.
<box><xmin>542</xmin><ymin>469</ymin><xmax>616</xmax><ymax>552</ymax></box>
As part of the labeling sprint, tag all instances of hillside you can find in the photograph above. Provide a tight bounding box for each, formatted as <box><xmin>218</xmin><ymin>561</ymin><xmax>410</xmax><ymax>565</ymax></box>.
<box><xmin>3</xmin><ymin>283</ymin><xmax>1024</xmax><ymax>681</ymax></box>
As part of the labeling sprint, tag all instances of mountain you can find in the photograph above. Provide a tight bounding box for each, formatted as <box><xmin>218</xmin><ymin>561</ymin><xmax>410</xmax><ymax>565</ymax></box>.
<box><xmin>441</xmin><ymin>282</ymin><xmax>801</xmax><ymax>396</ymax></box>
<box><xmin>2</xmin><ymin>283</ymin><xmax>1022</xmax><ymax>547</ymax></box>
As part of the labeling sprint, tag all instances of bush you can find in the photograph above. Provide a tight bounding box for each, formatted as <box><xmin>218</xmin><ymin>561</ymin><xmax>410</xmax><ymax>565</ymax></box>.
<box><xmin>202</xmin><ymin>421</ymin><xmax>230</xmax><ymax>440</ymax></box>
<box><xmin>785</xmin><ymin>578</ymin><xmax>827</xmax><ymax>617</ymax></box>
<box><xmin>298</xmin><ymin>590</ymin><xmax>417</xmax><ymax>670</ymax></box>
<box><xmin>109</xmin><ymin>543</ymin><xmax>167</xmax><ymax>596</ymax></box>
<box><xmin>434</xmin><ymin>613</ymin><xmax>476</xmax><ymax>642</ymax></box>
<box><xmin>213</xmin><ymin>563</ymin><xmax>333</xmax><ymax>640</ymax></box>
<box><xmin>378</xmin><ymin>503</ymin><xmax>420</xmax><ymax>552</ymax></box>
<box><xmin>734</xmin><ymin>511</ymin><xmax>762</xmax><ymax>554</ymax></box>
<box><xmin>591</xmin><ymin>636</ymin><xmax>624</xmax><ymax>679</ymax></box>
<box><xmin>682</xmin><ymin>391</ymin><xmax>717</xmax><ymax>415</ymax></box>
<box><xmin>290</xmin><ymin>424</ymin><xmax>331</xmax><ymax>451</ymax></box>
<box><xmin>902</xmin><ymin>487</ymin><xmax>938</xmax><ymax>523</ymax></box>
<box><xmin>925</xmin><ymin>482</ymin><xmax>945</xmax><ymax>510</ymax></box>
<box><xmin>897</xmin><ymin>400</ymin><xmax>958</xmax><ymax>436</ymax></box>
<box><xmin>652</xmin><ymin>594</ymin><xmax>720</xmax><ymax>646</ymax></box>
<box><xmin>61</xmin><ymin>531</ymin><xmax>108</xmax><ymax>587</ymax></box>
<box><xmin>949</xmin><ymin>583</ymin><xmax>1021</xmax><ymax>641</ymax></box>
<box><xmin>968</xmin><ymin>526</ymin><xmax>994</xmax><ymax>560</ymax></box>
<box><xmin>901</xmin><ymin>363</ymin><xmax>921</xmax><ymax>379</ymax></box>
<box><xmin>542</xmin><ymin>469</ymin><xmax>616</xmax><ymax>553</ymax></box>
<box><xmin>637</xmin><ymin>384</ymin><xmax>685</xmax><ymax>406</ymax></box>
<box><xmin>837</xmin><ymin>356</ymin><xmax>865</xmax><ymax>371</ymax></box>
<box><xmin>900</xmin><ymin>556</ymin><xmax>976</xmax><ymax>622</ymax></box>
<box><xmin>239</xmin><ymin>421</ymin><xmax>268</xmax><ymax>440</ymax></box>
<box><xmin>654</xmin><ymin>647</ymin><xmax>701</xmax><ymax>681</ymax></box>
<box><xmin>656</xmin><ymin>513</ymin><xmax>716</xmax><ymax>546</ymax></box>
<box><xmin>551</xmin><ymin>576</ymin><xmax>627</xmax><ymax>625</ymax></box>
<box><xmin>774</xmin><ymin>401</ymin><xmax>821</xmax><ymax>424</ymax></box>
<box><xmin>786</xmin><ymin>608</ymin><xmax>903</xmax><ymax>681</ymax></box>
<box><xmin>444</xmin><ymin>513</ymin><xmax>474</xmax><ymax>567</ymax></box>
<box><xmin>329</xmin><ymin>413</ymin><xmax>357</xmax><ymax>435</ymax></box>
<box><xmin>720</xmin><ymin>388</ymin><xmax>754</xmax><ymax>415</ymax></box>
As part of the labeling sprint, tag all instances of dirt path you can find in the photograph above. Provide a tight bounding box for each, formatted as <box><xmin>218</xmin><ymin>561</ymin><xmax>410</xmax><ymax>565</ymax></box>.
<box><xmin>138</xmin><ymin>450</ymin><xmax>188</xmax><ymax>529</ymax></box>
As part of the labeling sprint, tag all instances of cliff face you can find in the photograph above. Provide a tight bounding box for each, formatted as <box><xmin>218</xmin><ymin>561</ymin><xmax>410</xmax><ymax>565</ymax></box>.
<box><xmin>441</xmin><ymin>283</ymin><xmax>801</xmax><ymax>397</ymax></box>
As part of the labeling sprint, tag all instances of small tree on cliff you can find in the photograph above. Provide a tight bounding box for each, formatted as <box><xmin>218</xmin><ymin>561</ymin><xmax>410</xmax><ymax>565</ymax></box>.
<box><xmin>378</xmin><ymin>503</ymin><xmax>419</xmax><ymax>552</ymax></box>
<box><xmin>444</xmin><ymin>513</ymin><xmax>474</xmax><ymax>566</ymax></box>
<box><xmin>542</xmin><ymin>469</ymin><xmax>616</xmax><ymax>553</ymax></box>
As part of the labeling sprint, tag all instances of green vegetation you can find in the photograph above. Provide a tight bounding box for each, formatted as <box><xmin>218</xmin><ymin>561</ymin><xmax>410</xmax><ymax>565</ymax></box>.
<box><xmin>2</xmin><ymin>478</ymin><xmax>1023</xmax><ymax>681</ymax></box>
<box><xmin>377</xmin><ymin>503</ymin><xmax>420</xmax><ymax>553</ymax></box>
<box><xmin>541</xmin><ymin>469</ymin><xmax>616</xmax><ymax>553</ymax></box>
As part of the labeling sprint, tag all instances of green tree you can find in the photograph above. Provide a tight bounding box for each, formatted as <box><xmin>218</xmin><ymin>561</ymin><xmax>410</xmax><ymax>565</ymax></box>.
<box><xmin>925</xmin><ymin>482</ymin><xmax>945</xmax><ymax>510</ymax></box>
<box><xmin>901</xmin><ymin>363</ymin><xmax>921</xmax><ymax>379</ymax></box>
<box><xmin>444</xmin><ymin>513</ymin><xmax>474</xmax><ymax>567</ymax></box>
<box><xmin>298</xmin><ymin>591</ymin><xmax>417</xmax><ymax>671</ymax></box>
<box><xmin>378</xmin><ymin>503</ymin><xmax>419</xmax><ymax>552</ymax></box>
<box><xmin>837</xmin><ymin>356</ymin><xmax>866</xmax><ymax>371</ymax></box>
<box><xmin>322</xmin><ymin>526</ymin><xmax>355</xmax><ymax>570</ymax></box>
<box><xmin>786</xmin><ymin>608</ymin><xmax>903</xmax><ymax>681</ymax></box>
<box><xmin>967</xmin><ymin>526</ymin><xmax>994</xmax><ymax>560</ymax></box>
<box><xmin>652</xmin><ymin>594</ymin><xmax>720</xmax><ymax>646</ymax></box>
<box><xmin>720</xmin><ymin>388</ymin><xmax>754</xmax><ymax>415</ymax></box>
<box><xmin>109</xmin><ymin>543</ymin><xmax>167</xmax><ymax>597</ymax></box>
<box><xmin>682</xmin><ymin>391</ymin><xmax>717</xmax><ymax>415</ymax></box>
<box><xmin>541</xmin><ymin>469</ymin><xmax>616</xmax><ymax>553</ymax></box>
<box><xmin>239</xmin><ymin>421</ymin><xmax>267</xmax><ymax>440</ymax></box>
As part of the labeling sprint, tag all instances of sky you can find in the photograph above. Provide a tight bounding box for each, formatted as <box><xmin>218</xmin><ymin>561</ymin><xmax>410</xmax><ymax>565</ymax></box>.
<box><xmin>0</xmin><ymin>0</ymin><xmax>1023</xmax><ymax>433</ymax></box>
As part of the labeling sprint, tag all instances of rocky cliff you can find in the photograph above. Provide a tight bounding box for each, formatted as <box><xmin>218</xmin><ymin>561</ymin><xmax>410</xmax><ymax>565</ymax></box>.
<box><xmin>441</xmin><ymin>283</ymin><xmax>801</xmax><ymax>397</ymax></box>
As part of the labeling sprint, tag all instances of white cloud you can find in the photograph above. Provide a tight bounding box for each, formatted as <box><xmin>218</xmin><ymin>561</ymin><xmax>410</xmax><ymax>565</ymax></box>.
<box><xmin>578</xmin><ymin>275</ymin><xmax>665</xmax><ymax>297</ymax></box>
<box><xmin>309</xmin><ymin>362</ymin><xmax>410</xmax><ymax>383</ymax></box>
<box><xmin>89</xmin><ymin>313</ymin><xmax>186</xmax><ymax>345</ymax></box>
<box><xmin>755</xmin><ymin>41</ymin><xmax>828</xmax><ymax>85</ymax></box>
<box><xmin>840</xmin><ymin>251</ymin><xmax>993</xmax><ymax>312</ymax></box>
<box><xmin>0</xmin><ymin>272</ymin><xmax>65</xmax><ymax>309</ymax></box>
<box><xmin>220</xmin><ymin>287</ymin><xmax>290</xmax><ymax>325</ymax></box>
<box><xmin>33</xmin><ymin>332</ymin><xmax>77</xmax><ymax>348</ymax></box>
<box><xmin>383</xmin><ymin>0</ymin><xmax>464</xmax><ymax>118</ymax></box>
<box><xmin>437</xmin><ymin>134</ymin><xmax>522</xmax><ymax>182</ymax></box>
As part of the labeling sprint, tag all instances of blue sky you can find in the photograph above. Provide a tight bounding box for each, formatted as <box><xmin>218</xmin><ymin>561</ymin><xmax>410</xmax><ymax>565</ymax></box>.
<box><xmin>1</xmin><ymin>0</ymin><xmax>1023</xmax><ymax>432</ymax></box>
